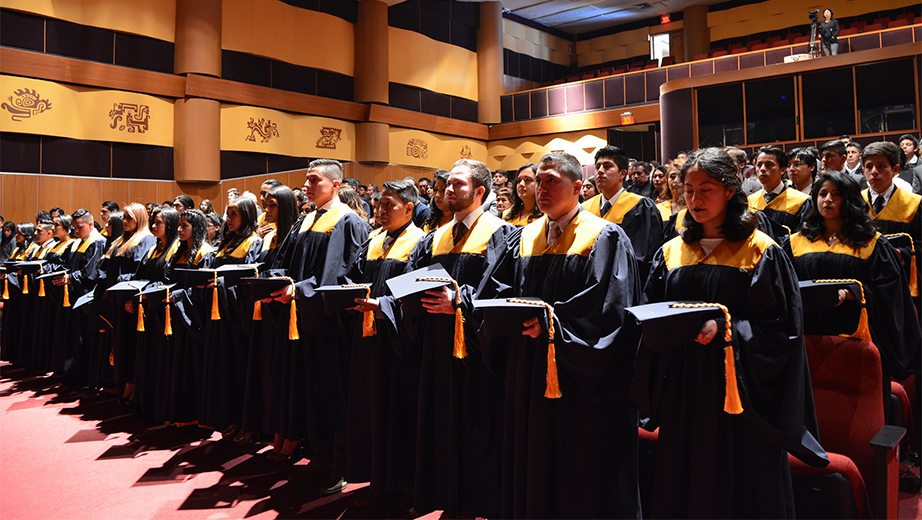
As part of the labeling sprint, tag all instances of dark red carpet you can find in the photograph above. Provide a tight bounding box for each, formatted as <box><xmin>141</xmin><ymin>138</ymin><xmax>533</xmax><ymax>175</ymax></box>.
<box><xmin>1</xmin><ymin>362</ymin><xmax>919</xmax><ymax>519</ymax></box>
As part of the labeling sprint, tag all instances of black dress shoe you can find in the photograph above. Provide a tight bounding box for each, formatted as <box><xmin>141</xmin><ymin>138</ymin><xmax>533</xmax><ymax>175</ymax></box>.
<box><xmin>320</xmin><ymin>470</ymin><xmax>347</xmax><ymax>494</ymax></box>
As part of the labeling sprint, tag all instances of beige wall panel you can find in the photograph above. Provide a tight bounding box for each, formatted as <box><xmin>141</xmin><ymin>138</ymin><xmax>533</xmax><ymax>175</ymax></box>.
<box><xmin>175</xmin><ymin>182</ymin><xmax>223</xmax><ymax>207</ymax></box>
<box><xmin>129</xmin><ymin>181</ymin><xmax>159</xmax><ymax>206</ymax></box>
<box><xmin>156</xmin><ymin>183</ymin><xmax>174</xmax><ymax>207</ymax></box>
<box><xmin>389</xmin><ymin>28</ymin><xmax>479</xmax><ymax>101</ymax></box>
<box><xmin>579</xmin><ymin>51</ymin><xmax>603</xmax><ymax>68</ymax></box>
<box><xmin>222</xmin><ymin>0</ymin><xmax>354</xmax><ymax>76</ymax></box>
<box><xmin>504</xmin><ymin>19</ymin><xmax>526</xmax><ymax>40</ymax></box>
<box><xmin>486</xmin><ymin>130</ymin><xmax>608</xmax><ymax>171</ymax></box>
<box><xmin>389</xmin><ymin>128</ymin><xmax>487</xmax><ymax>169</ymax></box>
<box><xmin>71</xmin><ymin>177</ymin><xmax>102</xmax><ymax>218</ymax></box>
<box><xmin>1</xmin><ymin>0</ymin><xmax>176</xmax><ymax>41</ymax></box>
<box><xmin>37</xmin><ymin>175</ymin><xmax>70</xmax><ymax>213</ymax></box>
<box><xmin>590</xmin><ymin>35</ymin><xmax>614</xmax><ymax>52</ymax></box>
<box><xmin>552</xmin><ymin>50</ymin><xmax>571</xmax><ymax>66</ymax></box>
<box><xmin>577</xmin><ymin>40</ymin><xmax>592</xmax><ymax>55</ymax></box>
<box><xmin>101</xmin><ymin>179</ymin><xmax>131</xmax><ymax>210</ymax></box>
<box><xmin>504</xmin><ymin>33</ymin><xmax>517</xmax><ymax>49</ymax></box>
<box><xmin>601</xmin><ymin>46</ymin><xmax>623</xmax><ymax>63</ymax></box>
<box><xmin>1</xmin><ymin>174</ymin><xmax>37</xmax><ymax>225</ymax></box>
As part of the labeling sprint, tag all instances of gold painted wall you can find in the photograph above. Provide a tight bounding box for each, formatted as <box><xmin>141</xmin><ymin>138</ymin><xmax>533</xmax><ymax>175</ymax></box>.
<box><xmin>222</xmin><ymin>0</ymin><xmax>354</xmax><ymax>77</ymax></box>
<box><xmin>220</xmin><ymin>105</ymin><xmax>355</xmax><ymax>162</ymax></box>
<box><xmin>388</xmin><ymin>128</ymin><xmax>487</xmax><ymax>170</ymax></box>
<box><xmin>576</xmin><ymin>21</ymin><xmax>684</xmax><ymax>68</ymax></box>
<box><xmin>388</xmin><ymin>27</ymin><xmax>479</xmax><ymax>101</ymax></box>
<box><xmin>0</xmin><ymin>0</ymin><xmax>176</xmax><ymax>41</ymax></box>
<box><xmin>486</xmin><ymin>129</ymin><xmax>608</xmax><ymax>171</ymax></box>
<box><xmin>0</xmin><ymin>76</ymin><xmax>173</xmax><ymax>147</ymax></box>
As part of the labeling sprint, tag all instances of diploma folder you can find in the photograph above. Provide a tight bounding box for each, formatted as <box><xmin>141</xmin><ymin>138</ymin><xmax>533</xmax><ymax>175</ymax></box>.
<box><xmin>316</xmin><ymin>284</ymin><xmax>372</xmax><ymax>314</ymax></box>
<box><xmin>626</xmin><ymin>301</ymin><xmax>726</xmax><ymax>353</ymax></box>
<box><xmin>473</xmin><ymin>297</ymin><xmax>547</xmax><ymax>338</ymax></box>
<box><xmin>385</xmin><ymin>264</ymin><xmax>453</xmax><ymax>317</ymax></box>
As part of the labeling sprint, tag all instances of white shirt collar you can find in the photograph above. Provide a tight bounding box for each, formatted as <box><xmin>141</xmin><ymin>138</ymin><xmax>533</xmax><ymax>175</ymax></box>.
<box><xmin>547</xmin><ymin>204</ymin><xmax>580</xmax><ymax>235</ymax></box>
<box><xmin>764</xmin><ymin>181</ymin><xmax>785</xmax><ymax>197</ymax></box>
<box><xmin>318</xmin><ymin>196</ymin><xmax>338</xmax><ymax>211</ymax></box>
<box><xmin>604</xmin><ymin>187</ymin><xmax>625</xmax><ymax>206</ymax></box>
<box><xmin>869</xmin><ymin>182</ymin><xmax>897</xmax><ymax>203</ymax></box>
<box><xmin>454</xmin><ymin>206</ymin><xmax>484</xmax><ymax>230</ymax></box>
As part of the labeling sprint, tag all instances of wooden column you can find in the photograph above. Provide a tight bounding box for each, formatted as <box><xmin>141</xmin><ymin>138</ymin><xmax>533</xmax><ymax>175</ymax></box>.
<box><xmin>174</xmin><ymin>98</ymin><xmax>220</xmax><ymax>183</ymax></box>
<box><xmin>477</xmin><ymin>1</ymin><xmax>503</xmax><ymax>124</ymax></box>
<box><xmin>174</xmin><ymin>0</ymin><xmax>221</xmax><ymax>77</ymax></box>
<box><xmin>356</xmin><ymin>122</ymin><xmax>389</xmax><ymax>164</ymax></box>
<box><xmin>355</xmin><ymin>0</ymin><xmax>389</xmax><ymax>105</ymax></box>
<box><xmin>683</xmin><ymin>4</ymin><xmax>711</xmax><ymax>62</ymax></box>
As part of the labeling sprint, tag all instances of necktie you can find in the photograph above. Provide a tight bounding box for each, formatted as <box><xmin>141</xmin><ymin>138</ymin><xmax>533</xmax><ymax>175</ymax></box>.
<box><xmin>600</xmin><ymin>201</ymin><xmax>612</xmax><ymax>217</ymax></box>
<box><xmin>452</xmin><ymin>223</ymin><xmax>468</xmax><ymax>245</ymax></box>
<box><xmin>764</xmin><ymin>192</ymin><xmax>776</xmax><ymax>203</ymax></box>
<box><xmin>547</xmin><ymin>222</ymin><xmax>562</xmax><ymax>246</ymax></box>
<box><xmin>382</xmin><ymin>235</ymin><xmax>395</xmax><ymax>252</ymax></box>
<box><xmin>873</xmin><ymin>195</ymin><xmax>885</xmax><ymax>213</ymax></box>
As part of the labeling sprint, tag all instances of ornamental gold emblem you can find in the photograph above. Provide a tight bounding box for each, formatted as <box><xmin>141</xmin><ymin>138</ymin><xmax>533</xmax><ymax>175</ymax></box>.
<box><xmin>2</xmin><ymin>88</ymin><xmax>52</xmax><ymax>121</ymax></box>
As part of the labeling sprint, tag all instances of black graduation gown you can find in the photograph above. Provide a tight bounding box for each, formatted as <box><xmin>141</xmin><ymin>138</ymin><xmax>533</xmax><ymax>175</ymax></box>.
<box><xmin>132</xmin><ymin>241</ymin><xmax>180</xmax><ymax>417</ymax></box>
<box><xmin>581</xmin><ymin>192</ymin><xmax>663</xmax><ymax>280</ymax></box>
<box><xmin>481</xmin><ymin>210</ymin><xmax>643</xmax><ymax>519</ymax></box>
<box><xmin>748</xmin><ymin>187</ymin><xmax>814</xmax><ymax>233</ymax></box>
<box><xmin>345</xmin><ymin>224</ymin><xmax>425</xmax><ymax>493</ymax></box>
<box><xmin>663</xmin><ymin>208</ymin><xmax>790</xmax><ymax>246</ymax></box>
<box><xmin>632</xmin><ymin>231</ymin><xmax>828</xmax><ymax>519</ymax></box>
<box><xmin>33</xmin><ymin>238</ymin><xmax>75</xmax><ymax>371</ymax></box>
<box><xmin>265</xmin><ymin>205</ymin><xmax>368</xmax><ymax>450</ymax></box>
<box><xmin>198</xmin><ymin>234</ymin><xmax>262</xmax><ymax>430</ymax></box>
<box><xmin>862</xmin><ymin>187</ymin><xmax>922</xmax><ymax>303</ymax></box>
<box><xmin>379</xmin><ymin>211</ymin><xmax>516</xmax><ymax>518</ymax></box>
<box><xmin>785</xmin><ymin>232</ymin><xmax>921</xmax><ymax>402</ymax></box>
<box><xmin>51</xmin><ymin>231</ymin><xmax>107</xmax><ymax>380</ymax></box>
<box><xmin>20</xmin><ymin>239</ymin><xmax>57</xmax><ymax>369</ymax></box>
<box><xmin>0</xmin><ymin>243</ymin><xmax>39</xmax><ymax>365</ymax></box>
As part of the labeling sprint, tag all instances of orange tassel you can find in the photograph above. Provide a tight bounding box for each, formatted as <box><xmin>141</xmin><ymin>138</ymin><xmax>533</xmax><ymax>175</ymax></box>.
<box><xmin>109</xmin><ymin>349</ymin><xmax>115</xmax><ymax>366</ymax></box>
<box><xmin>289</xmin><ymin>299</ymin><xmax>299</xmax><ymax>340</ymax></box>
<box><xmin>164</xmin><ymin>300</ymin><xmax>173</xmax><ymax>336</ymax></box>
<box><xmin>3</xmin><ymin>278</ymin><xmax>8</xmax><ymax>300</ymax></box>
<box><xmin>22</xmin><ymin>275</ymin><xmax>29</xmax><ymax>295</ymax></box>
<box><xmin>63</xmin><ymin>282</ymin><xmax>70</xmax><ymax>307</ymax></box>
<box><xmin>910</xmin><ymin>255</ymin><xmax>918</xmax><ymax>298</ymax></box>
<box><xmin>418</xmin><ymin>276</ymin><xmax>466</xmax><ymax>359</ymax></box>
<box><xmin>137</xmin><ymin>300</ymin><xmax>145</xmax><ymax>332</ymax></box>
<box><xmin>363</xmin><ymin>309</ymin><xmax>376</xmax><ymax>337</ymax></box>
<box><xmin>39</xmin><ymin>278</ymin><xmax>45</xmax><ymax>297</ymax></box>
<box><xmin>211</xmin><ymin>272</ymin><xmax>220</xmax><ymax>321</ymax></box>
<box><xmin>253</xmin><ymin>300</ymin><xmax>262</xmax><ymax>321</ymax></box>
<box><xmin>545</xmin><ymin>340</ymin><xmax>562</xmax><ymax>398</ymax></box>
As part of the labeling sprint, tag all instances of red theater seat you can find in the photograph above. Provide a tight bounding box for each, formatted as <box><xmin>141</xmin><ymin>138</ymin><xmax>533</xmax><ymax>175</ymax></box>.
<box><xmin>746</xmin><ymin>39</ymin><xmax>762</xmax><ymax>50</ymax></box>
<box><xmin>888</xmin><ymin>19</ymin><xmax>909</xmax><ymax>28</ymax></box>
<box><xmin>789</xmin><ymin>336</ymin><xmax>905</xmax><ymax>520</ymax></box>
<box><xmin>872</xmin><ymin>17</ymin><xmax>891</xmax><ymax>26</ymax></box>
<box><xmin>731</xmin><ymin>46</ymin><xmax>748</xmax><ymax>54</ymax></box>
<box><xmin>710</xmin><ymin>49</ymin><xmax>728</xmax><ymax>57</ymax></box>
<box><xmin>771</xmin><ymin>39</ymin><xmax>790</xmax><ymax>47</ymax></box>
<box><xmin>693</xmin><ymin>53</ymin><xmax>709</xmax><ymax>61</ymax></box>
<box><xmin>660</xmin><ymin>56</ymin><xmax>675</xmax><ymax>66</ymax></box>
<box><xmin>850</xmin><ymin>21</ymin><xmax>868</xmax><ymax>31</ymax></box>
<box><xmin>862</xmin><ymin>23</ymin><xmax>883</xmax><ymax>32</ymax></box>
<box><xmin>896</xmin><ymin>13</ymin><xmax>915</xmax><ymax>22</ymax></box>
<box><xmin>766</xmin><ymin>36</ymin><xmax>782</xmax><ymax>45</ymax></box>
<box><xmin>751</xmin><ymin>43</ymin><xmax>769</xmax><ymax>50</ymax></box>
<box><xmin>839</xmin><ymin>28</ymin><xmax>859</xmax><ymax>36</ymax></box>
<box><xmin>793</xmin><ymin>35</ymin><xmax>811</xmax><ymax>43</ymax></box>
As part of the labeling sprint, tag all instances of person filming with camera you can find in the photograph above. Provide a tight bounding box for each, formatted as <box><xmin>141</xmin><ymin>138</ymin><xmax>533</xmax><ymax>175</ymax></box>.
<box><xmin>818</xmin><ymin>8</ymin><xmax>839</xmax><ymax>56</ymax></box>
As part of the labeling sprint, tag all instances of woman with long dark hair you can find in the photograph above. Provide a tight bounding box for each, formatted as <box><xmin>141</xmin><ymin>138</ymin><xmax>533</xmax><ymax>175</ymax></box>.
<box><xmin>238</xmin><ymin>185</ymin><xmax>299</xmax><ymax>447</ymax></box>
<box><xmin>503</xmin><ymin>163</ymin><xmax>543</xmax><ymax>226</ymax></box>
<box><xmin>423</xmin><ymin>170</ymin><xmax>453</xmax><ymax>232</ymax></box>
<box><xmin>652</xmin><ymin>165</ymin><xmax>670</xmax><ymax>204</ymax></box>
<box><xmin>785</xmin><ymin>171</ymin><xmax>920</xmax><ymax>409</ymax></box>
<box><xmin>0</xmin><ymin>220</ymin><xmax>16</xmax><ymax>263</ymax></box>
<box><xmin>633</xmin><ymin>148</ymin><xmax>827</xmax><ymax>518</ymax></box>
<box><xmin>200</xmin><ymin>196</ymin><xmax>262</xmax><ymax>439</ymax></box>
<box><xmin>205</xmin><ymin>212</ymin><xmax>223</xmax><ymax>248</ymax></box>
<box><xmin>580</xmin><ymin>176</ymin><xmax>597</xmax><ymax>201</ymax></box>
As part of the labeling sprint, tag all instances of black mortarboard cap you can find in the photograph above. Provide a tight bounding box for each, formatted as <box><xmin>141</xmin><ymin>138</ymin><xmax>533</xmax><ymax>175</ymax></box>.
<box><xmin>242</xmin><ymin>277</ymin><xmax>292</xmax><ymax>301</ymax></box>
<box><xmin>316</xmin><ymin>284</ymin><xmax>372</xmax><ymax>314</ymax></box>
<box><xmin>13</xmin><ymin>261</ymin><xmax>45</xmax><ymax>275</ymax></box>
<box><xmin>215</xmin><ymin>263</ymin><xmax>262</xmax><ymax>287</ymax></box>
<box><xmin>72</xmin><ymin>291</ymin><xmax>95</xmax><ymax>310</ymax></box>
<box><xmin>626</xmin><ymin>301</ymin><xmax>726</xmax><ymax>353</ymax></box>
<box><xmin>36</xmin><ymin>270</ymin><xmax>68</xmax><ymax>280</ymax></box>
<box><xmin>473</xmin><ymin>297</ymin><xmax>547</xmax><ymax>338</ymax></box>
<box><xmin>138</xmin><ymin>283</ymin><xmax>175</xmax><ymax>299</ymax></box>
<box><xmin>171</xmin><ymin>268</ymin><xmax>219</xmax><ymax>289</ymax></box>
<box><xmin>385</xmin><ymin>264</ymin><xmax>453</xmax><ymax>317</ymax></box>
<box><xmin>799</xmin><ymin>280</ymin><xmax>863</xmax><ymax>336</ymax></box>
<box><xmin>106</xmin><ymin>280</ymin><xmax>150</xmax><ymax>304</ymax></box>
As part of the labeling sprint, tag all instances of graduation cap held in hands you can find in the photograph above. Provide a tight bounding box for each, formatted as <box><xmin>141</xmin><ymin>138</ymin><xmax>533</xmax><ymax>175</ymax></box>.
<box><xmin>799</xmin><ymin>279</ymin><xmax>869</xmax><ymax>339</ymax></box>
<box><xmin>105</xmin><ymin>280</ymin><xmax>150</xmax><ymax>304</ymax></box>
<box><xmin>243</xmin><ymin>276</ymin><xmax>300</xmax><ymax>340</ymax></box>
<box><xmin>215</xmin><ymin>263</ymin><xmax>262</xmax><ymax>287</ymax></box>
<box><xmin>626</xmin><ymin>301</ymin><xmax>742</xmax><ymax>415</ymax></box>
<box><xmin>385</xmin><ymin>264</ymin><xmax>453</xmax><ymax>318</ymax></box>
<box><xmin>317</xmin><ymin>283</ymin><xmax>376</xmax><ymax>336</ymax></box>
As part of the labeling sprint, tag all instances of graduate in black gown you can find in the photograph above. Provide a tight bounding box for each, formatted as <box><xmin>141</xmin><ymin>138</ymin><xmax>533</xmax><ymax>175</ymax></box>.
<box><xmin>860</xmin><ymin>141</ymin><xmax>922</xmax><ymax>305</ymax></box>
<box><xmin>131</xmin><ymin>206</ymin><xmax>180</xmax><ymax>416</ymax></box>
<box><xmin>238</xmin><ymin>185</ymin><xmax>298</xmax><ymax>446</ymax></box>
<box><xmin>344</xmin><ymin>180</ymin><xmax>426</xmax><ymax>513</ymax></box>
<box><xmin>632</xmin><ymin>148</ymin><xmax>828</xmax><ymax>519</ymax></box>
<box><xmin>199</xmin><ymin>197</ymin><xmax>262</xmax><ymax>436</ymax></box>
<box><xmin>784</xmin><ymin>170</ymin><xmax>921</xmax><ymax>414</ymax></box>
<box><xmin>161</xmin><ymin>209</ymin><xmax>215</xmax><ymax>426</ymax></box>
<box><xmin>481</xmin><ymin>152</ymin><xmax>642</xmax><ymax>518</ymax></box>
<box><xmin>421</xmin><ymin>170</ymin><xmax>453</xmax><ymax>233</ymax></box>
<box><xmin>50</xmin><ymin>210</ymin><xmax>107</xmax><ymax>381</ymax></box>
<box><xmin>0</xmin><ymin>223</ymin><xmax>39</xmax><ymax>366</ymax></box>
<box><xmin>264</xmin><ymin>160</ymin><xmax>368</xmax><ymax>494</ymax></box>
<box><xmin>581</xmin><ymin>146</ymin><xmax>663</xmax><ymax>279</ymax></box>
<box><xmin>33</xmin><ymin>216</ymin><xmax>77</xmax><ymax>371</ymax></box>
<box><xmin>97</xmin><ymin>204</ymin><xmax>156</xmax><ymax>402</ymax></box>
<box><xmin>22</xmin><ymin>219</ymin><xmax>58</xmax><ymax>368</ymax></box>
<box><xmin>747</xmin><ymin>146</ymin><xmax>813</xmax><ymax>232</ymax></box>
<box><xmin>378</xmin><ymin>159</ymin><xmax>516</xmax><ymax>518</ymax></box>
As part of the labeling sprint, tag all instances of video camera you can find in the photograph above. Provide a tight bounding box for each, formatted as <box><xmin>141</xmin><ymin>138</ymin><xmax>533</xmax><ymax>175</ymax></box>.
<box><xmin>809</xmin><ymin>9</ymin><xmax>820</xmax><ymax>23</ymax></box>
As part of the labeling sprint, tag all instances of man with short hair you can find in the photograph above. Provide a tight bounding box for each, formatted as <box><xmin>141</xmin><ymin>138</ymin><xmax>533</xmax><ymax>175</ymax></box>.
<box><xmin>267</xmin><ymin>159</ymin><xmax>369</xmax><ymax>494</ymax></box>
<box><xmin>582</xmin><ymin>146</ymin><xmax>663</xmax><ymax>278</ymax></box>
<box><xmin>726</xmin><ymin>147</ymin><xmax>761</xmax><ymax>195</ymax></box>
<box><xmin>748</xmin><ymin>145</ymin><xmax>813</xmax><ymax>231</ymax></box>
<box><xmin>417</xmin><ymin>177</ymin><xmax>432</xmax><ymax>204</ymax></box>
<box><xmin>482</xmin><ymin>151</ymin><xmax>642</xmax><ymax>518</ymax></box>
<box><xmin>627</xmin><ymin>161</ymin><xmax>656</xmax><ymax>199</ymax></box>
<box><xmin>822</xmin><ymin>139</ymin><xmax>867</xmax><ymax>188</ymax></box>
<box><xmin>345</xmin><ymin>179</ymin><xmax>425</xmax><ymax>515</ymax></box>
<box><xmin>52</xmin><ymin>209</ymin><xmax>107</xmax><ymax>381</ymax></box>
<box><xmin>845</xmin><ymin>142</ymin><xmax>864</xmax><ymax>177</ymax></box>
<box><xmin>366</xmin><ymin>184</ymin><xmax>379</xmax><ymax>197</ymax></box>
<box><xmin>383</xmin><ymin>158</ymin><xmax>514</xmax><ymax>518</ymax></box>
<box><xmin>99</xmin><ymin>201</ymin><xmax>119</xmax><ymax>236</ymax></box>
<box><xmin>899</xmin><ymin>134</ymin><xmax>919</xmax><ymax>168</ymax></box>
<box><xmin>343</xmin><ymin>177</ymin><xmax>372</xmax><ymax>217</ymax></box>
<box><xmin>49</xmin><ymin>207</ymin><xmax>65</xmax><ymax>220</ymax></box>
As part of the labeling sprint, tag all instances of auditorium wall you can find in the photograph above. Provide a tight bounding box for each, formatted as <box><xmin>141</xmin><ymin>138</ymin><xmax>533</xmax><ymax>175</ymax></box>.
<box><xmin>486</xmin><ymin>129</ymin><xmax>608</xmax><ymax>172</ymax></box>
<box><xmin>0</xmin><ymin>0</ymin><xmax>177</xmax><ymax>41</ymax></box>
<box><xmin>502</xmin><ymin>17</ymin><xmax>573</xmax><ymax>94</ymax></box>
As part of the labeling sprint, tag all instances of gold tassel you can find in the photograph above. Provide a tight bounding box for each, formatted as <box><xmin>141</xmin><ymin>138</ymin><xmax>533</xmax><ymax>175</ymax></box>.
<box><xmin>164</xmin><ymin>293</ymin><xmax>173</xmax><ymax>337</ymax></box>
<box><xmin>509</xmin><ymin>299</ymin><xmax>561</xmax><ymax>398</ymax></box>
<box><xmin>815</xmin><ymin>279</ymin><xmax>874</xmax><ymax>340</ymax></box>
<box><xmin>22</xmin><ymin>274</ymin><xmax>29</xmax><ymax>295</ymax></box>
<box><xmin>109</xmin><ymin>349</ymin><xmax>115</xmax><ymax>366</ymax></box>
<box><xmin>63</xmin><ymin>282</ymin><xmax>70</xmax><ymax>307</ymax></box>
<box><xmin>3</xmin><ymin>278</ymin><xmax>8</xmax><ymax>300</ymax></box>
<box><xmin>910</xmin><ymin>255</ymin><xmax>918</xmax><ymax>298</ymax></box>
<box><xmin>418</xmin><ymin>276</ymin><xmax>466</xmax><ymax>358</ymax></box>
<box><xmin>670</xmin><ymin>303</ymin><xmax>742</xmax><ymax>414</ymax></box>
<box><xmin>211</xmin><ymin>272</ymin><xmax>220</xmax><ymax>321</ymax></box>
<box><xmin>137</xmin><ymin>300</ymin><xmax>145</xmax><ymax>332</ymax></box>
<box><xmin>285</xmin><ymin>277</ymin><xmax>299</xmax><ymax>340</ymax></box>
<box><xmin>39</xmin><ymin>278</ymin><xmax>45</xmax><ymax>297</ymax></box>
<box><xmin>253</xmin><ymin>300</ymin><xmax>262</xmax><ymax>321</ymax></box>
<box><xmin>344</xmin><ymin>284</ymin><xmax>376</xmax><ymax>337</ymax></box>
